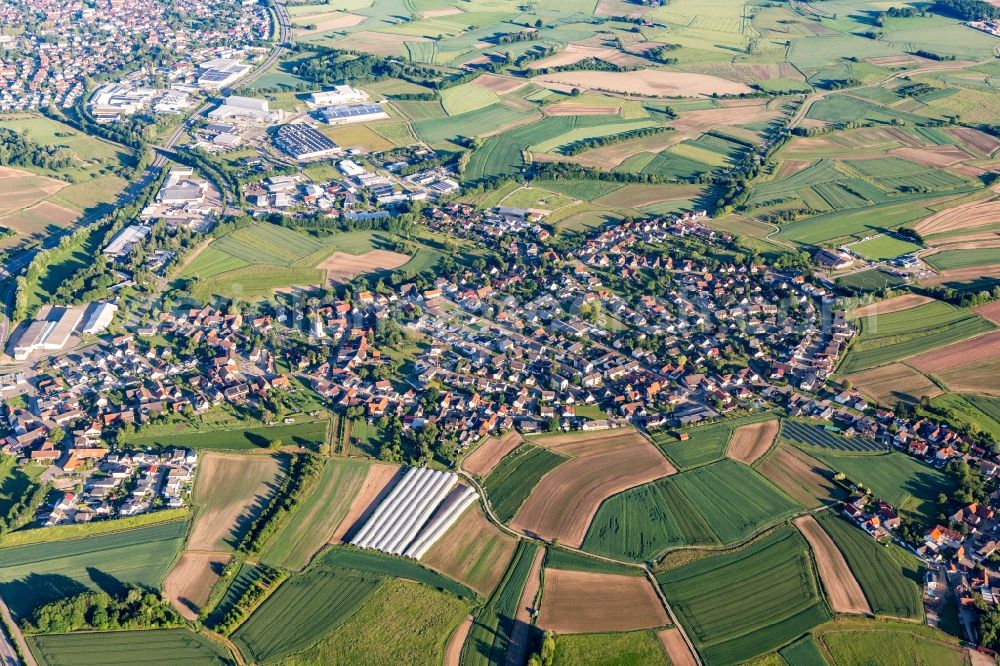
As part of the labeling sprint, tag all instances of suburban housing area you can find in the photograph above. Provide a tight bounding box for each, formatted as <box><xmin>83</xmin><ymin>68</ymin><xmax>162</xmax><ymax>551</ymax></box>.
<box><xmin>1</xmin><ymin>0</ymin><xmax>1000</xmax><ymax>663</ymax></box>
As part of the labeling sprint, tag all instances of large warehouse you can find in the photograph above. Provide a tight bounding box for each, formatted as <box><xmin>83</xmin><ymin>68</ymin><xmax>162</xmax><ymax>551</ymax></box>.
<box><xmin>316</xmin><ymin>102</ymin><xmax>389</xmax><ymax>126</ymax></box>
<box><xmin>272</xmin><ymin>124</ymin><xmax>341</xmax><ymax>161</ymax></box>
<box><xmin>13</xmin><ymin>307</ymin><xmax>84</xmax><ymax>361</ymax></box>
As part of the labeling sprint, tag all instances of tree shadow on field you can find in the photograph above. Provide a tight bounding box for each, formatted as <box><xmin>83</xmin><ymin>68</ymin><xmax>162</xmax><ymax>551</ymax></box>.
<box><xmin>85</xmin><ymin>567</ymin><xmax>129</xmax><ymax>597</ymax></box>
<box><xmin>225</xmin><ymin>458</ymin><xmax>289</xmax><ymax>549</ymax></box>
<box><xmin>0</xmin><ymin>573</ymin><xmax>91</xmax><ymax>623</ymax></box>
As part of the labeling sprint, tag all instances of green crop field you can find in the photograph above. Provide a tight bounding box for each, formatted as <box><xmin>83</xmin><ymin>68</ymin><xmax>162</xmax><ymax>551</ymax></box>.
<box><xmin>849</xmin><ymin>235</ymin><xmax>922</xmax><ymax>261</ymax></box>
<box><xmin>778</xmin><ymin>635</ymin><xmax>828</xmax><ymax>666</ymax></box>
<box><xmin>481</xmin><ymin>444</ymin><xmax>567</xmax><ymax>523</ymax></box>
<box><xmin>929</xmin><ymin>394</ymin><xmax>1000</xmax><ymax>441</ymax></box>
<box><xmin>127</xmin><ymin>420</ymin><xmax>328</xmax><ymax>451</ymax></box>
<box><xmin>545</xmin><ymin>546</ymin><xmax>645</xmax><ymax>577</ymax></box>
<box><xmin>656</xmin><ymin>527</ymin><xmax>831</xmax><ymax>665</ymax></box>
<box><xmin>232</xmin><ymin>566</ymin><xmax>384</xmax><ymax>663</ymax></box>
<box><xmin>318</xmin><ymin>547</ymin><xmax>476</xmax><ymax>600</ymax></box>
<box><xmin>655</xmin><ymin>411</ymin><xmax>780</xmax><ymax>470</ymax></box>
<box><xmin>815</xmin><ymin>619</ymin><xmax>966</xmax><ymax>666</ymax></box>
<box><xmin>809</xmin><ymin>451</ymin><xmax>955</xmax><ymax>523</ymax></box>
<box><xmin>27</xmin><ymin>629</ymin><xmax>235</xmax><ymax>666</ymax></box>
<box><xmin>838</xmin><ymin>300</ymin><xmax>995</xmax><ymax>374</ymax></box>
<box><xmin>551</xmin><ymin>631</ymin><xmax>668</xmax><ymax>666</ymax></box>
<box><xmin>925</xmin><ymin>248</ymin><xmax>1000</xmax><ymax>272</ymax></box>
<box><xmin>262</xmin><ymin>458</ymin><xmax>370</xmax><ymax>570</ymax></box>
<box><xmin>0</xmin><ymin>520</ymin><xmax>188</xmax><ymax>622</ymax></box>
<box><xmin>815</xmin><ymin>513</ymin><xmax>923</xmax><ymax>620</ymax></box>
<box><xmin>180</xmin><ymin>226</ymin><xmax>396</xmax><ymax>299</ymax></box>
<box><xmin>836</xmin><ymin>269</ymin><xmax>908</xmax><ymax>293</ymax></box>
<box><xmin>583</xmin><ymin>459</ymin><xmax>799</xmax><ymax>561</ymax></box>
<box><xmin>462</xmin><ymin>541</ymin><xmax>540</xmax><ymax>666</ymax></box>
<box><xmin>283</xmin><ymin>578</ymin><xmax>470</xmax><ymax>666</ymax></box>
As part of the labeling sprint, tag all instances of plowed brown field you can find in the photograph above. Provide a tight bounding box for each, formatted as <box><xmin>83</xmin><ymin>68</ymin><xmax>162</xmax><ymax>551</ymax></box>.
<box><xmin>511</xmin><ymin>430</ymin><xmax>676</xmax><ymax>547</ymax></box>
<box><xmin>727</xmin><ymin>419</ymin><xmax>779</xmax><ymax>464</ymax></box>
<box><xmin>462</xmin><ymin>431</ymin><xmax>524</xmax><ymax>477</ymax></box>
<box><xmin>657</xmin><ymin>628</ymin><xmax>698</xmax><ymax>666</ymax></box>
<box><xmin>163</xmin><ymin>552</ymin><xmax>230</xmax><ymax>621</ymax></box>
<box><xmin>795</xmin><ymin>515</ymin><xmax>871</xmax><ymax>615</ymax></box>
<box><xmin>422</xmin><ymin>505</ymin><xmax>518</xmax><ymax>596</ymax></box>
<box><xmin>850</xmin><ymin>294</ymin><xmax>933</xmax><ymax>319</ymax></box>
<box><xmin>756</xmin><ymin>445</ymin><xmax>844</xmax><ymax>508</ymax></box>
<box><xmin>537</xmin><ymin>569</ymin><xmax>669</xmax><ymax>633</ymax></box>
<box><xmin>907</xmin><ymin>330</ymin><xmax>1000</xmax><ymax>374</ymax></box>
<box><xmin>331</xmin><ymin>463</ymin><xmax>402</xmax><ymax>542</ymax></box>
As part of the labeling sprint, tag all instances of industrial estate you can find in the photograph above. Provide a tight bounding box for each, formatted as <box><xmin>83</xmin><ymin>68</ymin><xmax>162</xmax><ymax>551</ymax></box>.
<box><xmin>2</xmin><ymin>0</ymin><xmax>1000</xmax><ymax>664</ymax></box>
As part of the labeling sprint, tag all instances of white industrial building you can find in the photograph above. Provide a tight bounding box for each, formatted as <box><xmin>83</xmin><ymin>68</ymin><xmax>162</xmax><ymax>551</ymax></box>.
<box><xmin>81</xmin><ymin>302</ymin><xmax>118</xmax><ymax>335</ymax></box>
<box><xmin>89</xmin><ymin>83</ymin><xmax>155</xmax><ymax>121</ymax></box>
<box><xmin>196</xmin><ymin>59</ymin><xmax>253</xmax><ymax>89</ymax></box>
<box><xmin>309</xmin><ymin>85</ymin><xmax>369</xmax><ymax>107</ymax></box>
<box><xmin>103</xmin><ymin>225</ymin><xmax>151</xmax><ymax>259</ymax></box>
<box><xmin>13</xmin><ymin>307</ymin><xmax>84</xmax><ymax>360</ymax></box>
<box><xmin>348</xmin><ymin>467</ymin><xmax>478</xmax><ymax>559</ymax></box>
<box><xmin>157</xmin><ymin>168</ymin><xmax>208</xmax><ymax>205</ymax></box>
<box><xmin>317</xmin><ymin>102</ymin><xmax>389</xmax><ymax>125</ymax></box>
<box><xmin>207</xmin><ymin>96</ymin><xmax>283</xmax><ymax>124</ymax></box>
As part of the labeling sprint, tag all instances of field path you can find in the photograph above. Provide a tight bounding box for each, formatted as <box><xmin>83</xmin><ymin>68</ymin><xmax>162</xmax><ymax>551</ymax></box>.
<box><xmin>444</xmin><ymin>615</ymin><xmax>473</xmax><ymax>666</ymax></box>
<box><xmin>0</xmin><ymin>593</ymin><xmax>35</xmax><ymax>666</ymax></box>
<box><xmin>794</xmin><ymin>515</ymin><xmax>871</xmax><ymax>615</ymax></box>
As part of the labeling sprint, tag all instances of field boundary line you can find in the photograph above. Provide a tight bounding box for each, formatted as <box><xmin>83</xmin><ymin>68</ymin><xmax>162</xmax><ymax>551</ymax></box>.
<box><xmin>200</xmin><ymin>629</ymin><xmax>246</xmax><ymax>666</ymax></box>
<box><xmin>644</xmin><ymin>567</ymin><xmax>702</xmax><ymax>666</ymax></box>
<box><xmin>0</xmin><ymin>593</ymin><xmax>36</xmax><ymax>666</ymax></box>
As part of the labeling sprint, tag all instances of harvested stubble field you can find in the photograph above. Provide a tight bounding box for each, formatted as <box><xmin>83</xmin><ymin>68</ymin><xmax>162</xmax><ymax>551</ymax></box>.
<box><xmin>537</xmin><ymin>568</ymin><xmax>668</xmax><ymax>633</ymax></box>
<box><xmin>794</xmin><ymin>515</ymin><xmax>870</xmax><ymax>615</ymax></box>
<box><xmin>318</xmin><ymin>249</ymin><xmax>412</xmax><ymax>286</ymax></box>
<box><xmin>0</xmin><ymin>200</ymin><xmax>77</xmax><ymax>236</ymax></box>
<box><xmin>532</xmin><ymin>70</ymin><xmax>753</xmax><ymax>97</ymax></box>
<box><xmin>726</xmin><ymin>419</ymin><xmax>779</xmax><ymax>465</ymax></box>
<box><xmin>422</xmin><ymin>504</ymin><xmax>519</xmax><ymax>597</ymax></box>
<box><xmin>656</xmin><ymin>526</ymin><xmax>831</xmax><ymax>665</ymax></box>
<box><xmin>511</xmin><ymin>429</ymin><xmax>676</xmax><ymax>547</ymax></box>
<box><xmin>845</xmin><ymin>362</ymin><xmax>942</xmax><ymax>405</ymax></box>
<box><xmin>850</xmin><ymin>294</ymin><xmax>934</xmax><ymax>319</ymax></box>
<box><xmin>906</xmin><ymin>330</ymin><xmax>1000</xmax><ymax>374</ymax></box>
<box><xmin>188</xmin><ymin>452</ymin><xmax>286</xmax><ymax>552</ymax></box>
<box><xmin>755</xmin><ymin>444</ymin><xmax>845</xmax><ymax>510</ymax></box>
<box><xmin>163</xmin><ymin>551</ymin><xmax>230</xmax><ymax>621</ymax></box>
<box><xmin>816</xmin><ymin>513</ymin><xmax>924</xmax><ymax>620</ymax></box>
<box><xmin>915</xmin><ymin>197</ymin><xmax>1000</xmax><ymax>237</ymax></box>
<box><xmin>471</xmin><ymin>74</ymin><xmax>526</xmax><ymax>94</ymax></box>
<box><xmin>0</xmin><ymin>167</ymin><xmax>67</xmax><ymax>216</ymax></box>
<box><xmin>330</xmin><ymin>462</ymin><xmax>402</xmax><ymax>543</ymax></box>
<box><xmin>934</xmin><ymin>355</ymin><xmax>1000</xmax><ymax>395</ymax></box>
<box><xmin>461</xmin><ymin>430</ymin><xmax>524</xmax><ymax>477</ymax></box>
